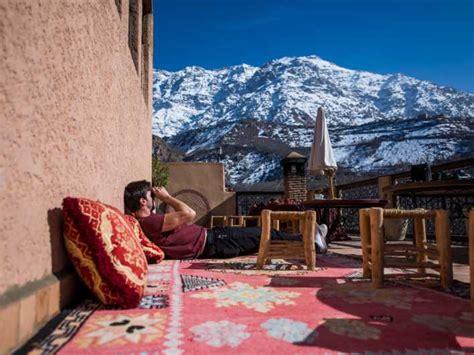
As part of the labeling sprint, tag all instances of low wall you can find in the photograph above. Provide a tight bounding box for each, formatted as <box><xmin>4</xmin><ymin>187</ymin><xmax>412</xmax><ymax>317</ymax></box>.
<box><xmin>164</xmin><ymin>163</ymin><xmax>236</xmax><ymax>226</ymax></box>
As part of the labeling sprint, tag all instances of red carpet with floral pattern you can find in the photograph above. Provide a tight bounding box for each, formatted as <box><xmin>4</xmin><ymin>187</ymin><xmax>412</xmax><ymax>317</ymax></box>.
<box><xmin>28</xmin><ymin>255</ymin><xmax>474</xmax><ymax>354</ymax></box>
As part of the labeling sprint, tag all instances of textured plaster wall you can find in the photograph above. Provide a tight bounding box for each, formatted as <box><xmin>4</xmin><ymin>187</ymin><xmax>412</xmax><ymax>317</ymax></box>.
<box><xmin>0</xmin><ymin>1</ymin><xmax>151</xmax><ymax>295</ymax></box>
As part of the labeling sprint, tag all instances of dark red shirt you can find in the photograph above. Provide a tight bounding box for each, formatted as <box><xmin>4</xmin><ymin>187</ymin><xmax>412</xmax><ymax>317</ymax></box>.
<box><xmin>138</xmin><ymin>213</ymin><xmax>206</xmax><ymax>259</ymax></box>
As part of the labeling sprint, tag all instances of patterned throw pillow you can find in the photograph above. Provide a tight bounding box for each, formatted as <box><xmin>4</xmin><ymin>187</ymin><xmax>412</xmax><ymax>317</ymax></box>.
<box><xmin>124</xmin><ymin>214</ymin><xmax>165</xmax><ymax>264</ymax></box>
<box><xmin>62</xmin><ymin>197</ymin><xmax>147</xmax><ymax>308</ymax></box>
<box><xmin>90</xmin><ymin>204</ymin><xmax>164</xmax><ymax>264</ymax></box>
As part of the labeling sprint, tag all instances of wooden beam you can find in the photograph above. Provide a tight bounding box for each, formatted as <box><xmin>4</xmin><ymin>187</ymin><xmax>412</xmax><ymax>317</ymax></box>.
<box><xmin>435</xmin><ymin>210</ymin><xmax>453</xmax><ymax>289</ymax></box>
<box><xmin>414</xmin><ymin>217</ymin><xmax>428</xmax><ymax>274</ymax></box>
<box><xmin>469</xmin><ymin>211</ymin><xmax>474</xmax><ymax>310</ymax></box>
<box><xmin>359</xmin><ymin>209</ymin><xmax>371</xmax><ymax>278</ymax></box>
<box><xmin>257</xmin><ymin>210</ymin><xmax>272</xmax><ymax>269</ymax></box>
<box><xmin>369</xmin><ymin>208</ymin><xmax>384</xmax><ymax>288</ymax></box>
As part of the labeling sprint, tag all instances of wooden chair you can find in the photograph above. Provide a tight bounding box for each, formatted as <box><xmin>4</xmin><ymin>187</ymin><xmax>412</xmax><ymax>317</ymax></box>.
<box><xmin>256</xmin><ymin>209</ymin><xmax>317</xmax><ymax>270</ymax></box>
<box><xmin>209</xmin><ymin>215</ymin><xmax>261</xmax><ymax>228</ymax></box>
<box><xmin>359</xmin><ymin>208</ymin><xmax>453</xmax><ymax>289</ymax></box>
<box><xmin>469</xmin><ymin>210</ymin><xmax>474</xmax><ymax>310</ymax></box>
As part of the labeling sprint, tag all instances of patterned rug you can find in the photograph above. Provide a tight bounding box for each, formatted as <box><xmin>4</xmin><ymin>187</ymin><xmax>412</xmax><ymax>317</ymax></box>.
<box><xmin>21</xmin><ymin>255</ymin><xmax>474</xmax><ymax>354</ymax></box>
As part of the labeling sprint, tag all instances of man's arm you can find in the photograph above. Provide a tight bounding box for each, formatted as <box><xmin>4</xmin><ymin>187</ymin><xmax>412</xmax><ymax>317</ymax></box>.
<box><xmin>153</xmin><ymin>187</ymin><xmax>196</xmax><ymax>232</ymax></box>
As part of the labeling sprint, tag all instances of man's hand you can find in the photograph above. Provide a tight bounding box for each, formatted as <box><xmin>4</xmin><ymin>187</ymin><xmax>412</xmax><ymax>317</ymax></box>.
<box><xmin>153</xmin><ymin>186</ymin><xmax>171</xmax><ymax>201</ymax></box>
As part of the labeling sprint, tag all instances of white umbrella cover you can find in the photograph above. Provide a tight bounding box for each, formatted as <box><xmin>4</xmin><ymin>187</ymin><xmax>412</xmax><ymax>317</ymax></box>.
<box><xmin>308</xmin><ymin>107</ymin><xmax>337</xmax><ymax>175</ymax></box>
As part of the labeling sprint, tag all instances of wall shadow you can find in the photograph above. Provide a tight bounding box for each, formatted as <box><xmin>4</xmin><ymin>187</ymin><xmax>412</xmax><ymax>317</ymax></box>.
<box><xmin>183</xmin><ymin>255</ymin><xmax>472</xmax><ymax>352</ymax></box>
<box><xmin>47</xmin><ymin>208</ymin><xmax>68</xmax><ymax>275</ymax></box>
<box><xmin>184</xmin><ymin>256</ymin><xmax>361</xmax><ymax>272</ymax></box>
<box><xmin>298</xmin><ymin>277</ymin><xmax>470</xmax><ymax>352</ymax></box>
<box><xmin>47</xmin><ymin>207</ymin><xmax>86</xmax><ymax>307</ymax></box>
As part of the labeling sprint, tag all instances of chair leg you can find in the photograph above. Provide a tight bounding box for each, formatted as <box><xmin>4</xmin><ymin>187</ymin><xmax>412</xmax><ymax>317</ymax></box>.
<box><xmin>302</xmin><ymin>219</ymin><xmax>309</xmax><ymax>265</ymax></box>
<box><xmin>298</xmin><ymin>218</ymin><xmax>305</xmax><ymax>234</ymax></box>
<box><xmin>369</xmin><ymin>208</ymin><xmax>384</xmax><ymax>289</ymax></box>
<box><xmin>272</xmin><ymin>220</ymin><xmax>280</xmax><ymax>231</ymax></box>
<box><xmin>257</xmin><ymin>210</ymin><xmax>272</xmax><ymax>269</ymax></box>
<box><xmin>304</xmin><ymin>211</ymin><xmax>316</xmax><ymax>271</ymax></box>
<box><xmin>414</xmin><ymin>217</ymin><xmax>427</xmax><ymax>274</ymax></box>
<box><xmin>359</xmin><ymin>209</ymin><xmax>371</xmax><ymax>278</ymax></box>
<box><xmin>435</xmin><ymin>210</ymin><xmax>453</xmax><ymax>289</ymax></box>
<box><xmin>291</xmin><ymin>219</ymin><xmax>299</xmax><ymax>234</ymax></box>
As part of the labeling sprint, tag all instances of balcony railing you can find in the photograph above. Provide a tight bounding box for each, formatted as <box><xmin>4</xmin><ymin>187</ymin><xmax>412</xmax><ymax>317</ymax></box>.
<box><xmin>337</xmin><ymin>157</ymin><xmax>474</xmax><ymax>242</ymax></box>
<box><xmin>233</xmin><ymin>158</ymin><xmax>473</xmax><ymax>243</ymax></box>
<box><xmin>236</xmin><ymin>191</ymin><xmax>285</xmax><ymax>216</ymax></box>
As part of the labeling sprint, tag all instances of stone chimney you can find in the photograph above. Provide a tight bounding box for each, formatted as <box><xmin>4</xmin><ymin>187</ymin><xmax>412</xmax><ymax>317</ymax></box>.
<box><xmin>281</xmin><ymin>151</ymin><xmax>307</xmax><ymax>201</ymax></box>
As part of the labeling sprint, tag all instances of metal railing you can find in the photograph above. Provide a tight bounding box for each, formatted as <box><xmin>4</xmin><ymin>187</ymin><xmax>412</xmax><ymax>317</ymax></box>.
<box><xmin>336</xmin><ymin>157</ymin><xmax>474</xmax><ymax>241</ymax></box>
<box><xmin>232</xmin><ymin>158</ymin><xmax>473</xmax><ymax>241</ymax></box>
<box><xmin>235</xmin><ymin>191</ymin><xmax>285</xmax><ymax>216</ymax></box>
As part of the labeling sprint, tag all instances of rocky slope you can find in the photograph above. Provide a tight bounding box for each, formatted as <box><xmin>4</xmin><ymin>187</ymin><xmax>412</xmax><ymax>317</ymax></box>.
<box><xmin>152</xmin><ymin>55</ymin><xmax>474</xmax><ymax>185</ymax></box>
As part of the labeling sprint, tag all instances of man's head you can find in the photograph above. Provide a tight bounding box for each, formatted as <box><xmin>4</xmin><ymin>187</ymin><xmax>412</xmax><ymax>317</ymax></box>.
<box><xmin>124</xmin><ymin>180</ymin><xmax>155</xmax><ymax>216</ymax></box>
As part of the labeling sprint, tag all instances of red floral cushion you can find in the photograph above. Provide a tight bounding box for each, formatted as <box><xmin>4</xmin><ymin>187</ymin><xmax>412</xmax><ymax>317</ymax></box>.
<box><xmin>124</xmin><ymin>214</ymin><xmax>165</xmax><ymax>264</ymax></box>
<box><xmin>62</xmin><ymin>197</ymin><xmax>147</xmax><ymax>308</ymax></box>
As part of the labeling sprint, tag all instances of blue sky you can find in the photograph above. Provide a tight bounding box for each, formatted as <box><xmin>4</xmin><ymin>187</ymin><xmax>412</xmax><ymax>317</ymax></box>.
<box><xmin>153</xmin><ymin>0</ymin><xmax>474</xmax><ymax>93</ymax></box>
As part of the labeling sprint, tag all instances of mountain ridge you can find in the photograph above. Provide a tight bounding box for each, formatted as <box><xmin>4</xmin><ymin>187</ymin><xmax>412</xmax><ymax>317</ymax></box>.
<box><xmin>152</xmin><ymin>55</ymin><xmax>474</xmax><ymax>185</ymax></box>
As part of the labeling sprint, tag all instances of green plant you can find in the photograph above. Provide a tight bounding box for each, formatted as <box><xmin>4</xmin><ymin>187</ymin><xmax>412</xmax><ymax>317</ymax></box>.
<box><xmin>152</xmin><ymin>157</ymin><xmax>169</xmax><ymax>187</ymax></box>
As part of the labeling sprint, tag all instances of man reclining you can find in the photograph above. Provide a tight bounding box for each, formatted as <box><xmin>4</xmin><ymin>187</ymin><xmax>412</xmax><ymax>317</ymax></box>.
<box><xmin>124</xmin><ymin>180</ymin><xmax>328</xmax><ymax>260</ymax></box>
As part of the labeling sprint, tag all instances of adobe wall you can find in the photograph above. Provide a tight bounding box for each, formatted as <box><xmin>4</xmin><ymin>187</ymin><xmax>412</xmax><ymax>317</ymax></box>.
<box><xmin>164</xmin><ymin>163</ymin><xmax>236</xmax><ymax>226</ymax></box>
<box><xmin>0</xmin><ymin>1</ymin><xmax>153</xmax><ymax>351</ymax></box>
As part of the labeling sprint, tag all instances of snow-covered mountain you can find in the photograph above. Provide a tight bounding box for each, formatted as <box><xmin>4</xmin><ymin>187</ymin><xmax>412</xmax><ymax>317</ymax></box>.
<box><xmin>152</xmin><ymin>55</ymin><xmax>474</xmax><ymax>185</ymax></box>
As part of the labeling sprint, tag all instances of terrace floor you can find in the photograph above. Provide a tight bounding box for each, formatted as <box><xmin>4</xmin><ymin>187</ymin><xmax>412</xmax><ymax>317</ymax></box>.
<box><xmin>20</xmin><ymin>236</ymin><xmax>473</xmax><ymax>354</ymax></box>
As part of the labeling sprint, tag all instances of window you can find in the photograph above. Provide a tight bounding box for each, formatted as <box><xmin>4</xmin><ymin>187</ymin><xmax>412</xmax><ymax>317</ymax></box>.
<box><xmin>141</xmin><ymin>0</ymin><xmax>153</xmax><ymax>104</ymax></box>
<box><xmin>115</xmin><ymin>0</ymin><xmax>122</xmax><ymax>17</ymax></box>
<box><xmin>128</xmin><ymin>0</ymin><xmax>153</xmax><ymax>105</ymax></box>
<box><xmin>128</xmin><ymin>0</ymin><xmax>140</xmax><ymax>73</ymax></box>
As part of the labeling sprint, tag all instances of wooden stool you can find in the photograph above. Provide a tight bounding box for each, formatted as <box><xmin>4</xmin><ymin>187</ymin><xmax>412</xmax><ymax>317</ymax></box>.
<box><xmin>256</xmin><ymin>210</ymin><xmax>317</xmax><ymax>270</ymax></box>
<box><xmin>209</xmin><ymin>215</ymin><xmax>261</xmax><ymax>228</ymax></box>
<box><xmin>469</xmin><ymin>210</ymin><xmax>474</xmax><ymax>310</ymax></box>
<box><xmin>359</xmin><ymin>208</ymin><xmax>453</xmax><ymax>289</ymax></box>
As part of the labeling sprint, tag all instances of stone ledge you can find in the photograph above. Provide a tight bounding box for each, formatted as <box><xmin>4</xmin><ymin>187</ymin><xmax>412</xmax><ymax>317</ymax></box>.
<box><xmin>0</xmin><ymin>270</ymin><xmax>84</xmax><ymax>354</ymax></box>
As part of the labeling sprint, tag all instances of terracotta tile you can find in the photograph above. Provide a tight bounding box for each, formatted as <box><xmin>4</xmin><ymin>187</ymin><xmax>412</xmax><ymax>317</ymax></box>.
<box><xmin>35</xmin><ymin>287</ymin><xmax>50</xmax><ymax>325</ymax></box>
<box><xmin>0</xmin><ymin>301</ymin><xmax>20</xmax><ymax>354</ymax></box>
<box><xmin>18</xmin><ymin>293</ymin><xmax>36</xmax><ymax>343</ymax></box>
<box><xmin>48</xmin><ymin>282</ymin><xmax>60</xmax><ymax>317</ymax></box>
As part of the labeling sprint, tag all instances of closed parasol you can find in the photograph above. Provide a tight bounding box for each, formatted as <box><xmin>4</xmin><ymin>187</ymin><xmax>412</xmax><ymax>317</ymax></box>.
<box><xmin>308</xmin><ymin>107</ymin><xmax>337</xmax><ymax>199</ymax></box>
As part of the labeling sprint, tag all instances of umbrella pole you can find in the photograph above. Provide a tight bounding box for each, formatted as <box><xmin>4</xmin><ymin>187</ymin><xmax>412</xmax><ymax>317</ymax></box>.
<box><xmin>325</xmin><ymin>168</ymin><xmax>336</xmax><ymax>200</ymax></box>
